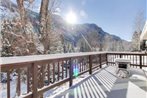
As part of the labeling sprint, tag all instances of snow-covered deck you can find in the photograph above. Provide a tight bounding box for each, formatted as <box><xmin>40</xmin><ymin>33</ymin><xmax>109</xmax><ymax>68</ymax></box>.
<box><xmin>53</xmin><ymin>66</ymin><xmax>147</xmax><ymax>98</ymax></box>
<box><xmin>0</xmin><ymin>52</ymin><xmax>147</xmax><ymax>98</ymax></box>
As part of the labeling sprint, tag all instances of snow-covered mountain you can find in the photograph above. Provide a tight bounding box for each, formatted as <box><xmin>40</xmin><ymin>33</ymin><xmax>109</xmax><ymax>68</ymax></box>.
<box><xmin>0</xmin><ymin>0</ymin><xmax>19</xmax><ymax>19</ymax></box>
<box><xmin>0</xmin><ymin>0</ymin><xmax>132</xmax><ymax>53</ymax></box>
<box><xmin>52</xmin><ymin>15</ymin><xmax>131</xmax><ymax>51</ymax></box>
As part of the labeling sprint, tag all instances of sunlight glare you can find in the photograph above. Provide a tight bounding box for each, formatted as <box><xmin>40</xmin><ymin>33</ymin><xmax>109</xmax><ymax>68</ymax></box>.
<box><xmin>65</xmin><ymin>11</ymin><xmax>77</xmax><ymax>24</ymax></box>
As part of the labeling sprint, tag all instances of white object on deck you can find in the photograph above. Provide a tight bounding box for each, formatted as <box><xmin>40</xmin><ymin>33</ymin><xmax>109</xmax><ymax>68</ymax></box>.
<box><xmin>115</xmin><ymin>58</ymin><xmax>131</xmax><ymax>64</ymax></box>
<box><xmin>115</xmin><ymin>58</ymin><xmax>131</xmax><ymax>78</ymax></box>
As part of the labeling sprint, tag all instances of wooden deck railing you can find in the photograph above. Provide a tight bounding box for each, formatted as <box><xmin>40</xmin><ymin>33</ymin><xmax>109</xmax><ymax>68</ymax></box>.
<box><xmin>107</xmin><ymin>52</ymin><xmax>147</xmax><ymax>68</ymax></box>
<box><xmin>0</xmin><ymin>52</ymin><xmax>147</xmax><ymax>98</ymax></box>
<box><xmin>0</xmin><ymin>52</ymin><xmax>107</xmax><ymax>98</ymax></box>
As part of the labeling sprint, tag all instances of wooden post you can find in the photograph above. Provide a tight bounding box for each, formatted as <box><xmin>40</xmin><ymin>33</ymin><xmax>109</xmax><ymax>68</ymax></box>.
<box><xmin>41</xmin><ymin>65</ymin><xmax>45</xmax><ymax>87</ymax></box>
<box><xmin>69</xmin><ymin>58</ymin><xmax>73</xmax><ymax>87</ymax></box>
<box><xmin>120</xmin><ymin>54</ymin><xmax>122</xmax><ymax>58</ymax></box>
<box><xmin>106</xmin><ymin>53</ymin><xmax>108</xmax><ymax>65</ymax></box>
<box><xmin>39</xmin><ymin>65</ymin><xmax>45</xmax><ymax>98</ymax></box>
<box><xmin>48</xmin><ymin>64</ymin><xmax>50</xmax><ymax>85</ymax></box>
<box><xmin>58</xmin><ymin>62</ymin><xmax>60</xmax><ymax>81</ymax></box>
<box><xmin>7</xmin><ymin>70</ymin><xmax>10</xmax><ymax>98</ymax></box>
<box><xmin>140</xmin><ymin>55</ymin><xmax>142</xmax><ymax>69</ymax></box>
<box><xmin>16</xmin><ymin>69</ymin><xmax>21</xmax><ymax>96</ymax></box>
<box><xmin>89</xmin><ymin>55</ymin><xmax>92</xmax><ymax>74</ymax></box>
<box><xmin>62</xmin><ymin>61</ymin><xmax>64</xmax><ymax>79</ymax></box>
<box><xmin>27</xmin><ymin>66</ymin><xmax>30</xmax><ymax>93</ymax></box>
<box><xmin>52</xmin><ymin>63</ymin><xmax>55</xmax><ymax>83</ymax></box>
<box><xmin>99</xmin><ymin>54</ymin><xmax>102</xmax><ymax>68</ymax></box>
<box><xmin>65</xmin><ymin>60</ymin><xmax>68</xmax><ymax>78</ymax></box>
<box><xmin>32</xmin><ymin>63</ymin><xmax>38</xmax><ymax>98</ymax></box>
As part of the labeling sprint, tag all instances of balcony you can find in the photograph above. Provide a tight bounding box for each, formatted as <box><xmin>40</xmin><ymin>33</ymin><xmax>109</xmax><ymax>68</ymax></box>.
<box><xmin>0</xmin><ymin>52</ymin><xmax>147</xmax><ymax>98</ymax></box>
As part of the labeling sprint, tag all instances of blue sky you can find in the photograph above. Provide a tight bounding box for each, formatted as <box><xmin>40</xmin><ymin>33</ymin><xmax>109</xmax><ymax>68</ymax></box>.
<box><xmin>60</xmin><ymin>0</ymin><xmax>146</xmax><ymax>41</ymax></box>
<box><xmin>12</xmin><ymin>0</ymin><xmax>146</xmax><ymax>41</ymax></box>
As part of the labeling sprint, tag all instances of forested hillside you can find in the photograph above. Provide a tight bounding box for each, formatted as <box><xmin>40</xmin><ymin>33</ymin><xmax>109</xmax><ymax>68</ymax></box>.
<box><xmin>0</xmin><ymin>0</ymin><xmax>132</xmax><ymax>57</ymax></box>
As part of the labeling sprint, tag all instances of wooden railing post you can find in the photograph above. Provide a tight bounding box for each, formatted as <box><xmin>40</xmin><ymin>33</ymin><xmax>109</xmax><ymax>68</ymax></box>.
<box><xmin>99</xmin><ymin>54</ymin><xmax>102</xmax><ymax>68</ymax></box>
<box><xmin>7</xmin><ymin>70</ymin><xmax>10</xmax><ymax>98</ymax></box>
<box><xmin>16</xmin><ymin>69</ymin><xmax>21</xmax><ymax>96</ymax></box>
<box><xmin>69</xmin><ymin>58</ymin><xmax>73</xmax><ymax>87</ymax></box>
<box><xmin>89</xmin><ymin>55</ymin><xmax>92</xmax><ymax>74</ymax></box>
<box><xmin>32</xmin><ymin>63</ymin><xmax>38</xmax><ymax>98</ymax></box>
<box><xmin>106</xmin><ymin>53</ymin><xmax>108</xmax><ymax>65</ymax></box>
<box><xmin>27</xmin><ymin>66</ymin><xmax>31</xmax><ymax>93</ymax></box>
<box><xmin>140</xmin><ymin>55</ymin><xmax>142</xmax><ymax>69</ymax></box>
<box><xmin>39</xmin><ymin>65</ymin><xmax>45</xmax><ymax>98</ymax></box>
<box><xmin>120</xmin><ymin>54</ymin><xmax>122</xmax><ymax>58</ymax></box>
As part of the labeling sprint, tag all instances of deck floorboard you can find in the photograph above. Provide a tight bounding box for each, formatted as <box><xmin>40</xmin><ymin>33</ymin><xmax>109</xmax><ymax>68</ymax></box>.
<box><xmin>53</xmin><ymin>66</ymin><xmax>147</xmax><ymax>98</ymax></box>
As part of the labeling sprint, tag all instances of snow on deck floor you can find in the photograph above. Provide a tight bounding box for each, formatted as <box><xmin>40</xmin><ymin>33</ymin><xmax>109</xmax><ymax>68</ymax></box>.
<box><xmin>50</xmin><ymin>66</ymin><xmax>147</xmax><ymax>98</ymax></box>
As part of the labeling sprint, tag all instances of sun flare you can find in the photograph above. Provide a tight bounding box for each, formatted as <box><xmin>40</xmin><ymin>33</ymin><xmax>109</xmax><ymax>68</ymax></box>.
<box><xmin>65</xmin><ymin>11</ymin><xmax>77</xmax><ymax>24</ymax></box>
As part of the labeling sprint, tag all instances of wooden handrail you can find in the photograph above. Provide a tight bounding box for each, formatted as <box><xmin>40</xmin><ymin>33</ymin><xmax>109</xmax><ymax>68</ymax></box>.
<box><xmin>0</xmin><ymin>52</ymin><xmax>107</xmax><ymax>66</ymax></box>
<box><xmin>107</xmin><ymin>52</ymin><xmax>147</xmax><ymax>68</ymax></box>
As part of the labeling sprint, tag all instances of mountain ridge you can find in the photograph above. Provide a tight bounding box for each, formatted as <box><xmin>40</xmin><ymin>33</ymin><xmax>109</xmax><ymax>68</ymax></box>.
<box><xmin>0</xmin><ymin>0</ymin><xmax>132</xmax><ymax>54</ymax></box>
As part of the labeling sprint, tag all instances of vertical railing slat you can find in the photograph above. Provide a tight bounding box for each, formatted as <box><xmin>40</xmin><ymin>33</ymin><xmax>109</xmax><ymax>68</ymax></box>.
<box><xmin>27</xmin><ymin>66</ymin><xmax>30</xmax><ymax>93</ymax></box>
<box><xmin>140</xmin><ymin>54</ymin><xmax>142</xmax><ymax>69</ymax></box>
<box><xmin>99</xmin><ymin>54</ymin><xmax>102</xmax><ymax>68</ymax></box>
<box><xmin>80</xmin><ymin>61</ymin><xmax>82</xmax><ymax>72</ymax></box>
<box><xmin>120</xmin><ymin>54</ymin><xmax>122</xmax><ymax>58</ymax></box>
<box><xmin>136</xmin><ymin>55</ymin><xmax>137</xmax><ymax>67</ymax></box>
<box><xmin>53</xmin><ymin>63</ymin><xmax>55</xmax><ymax>83</ymax></box>
<box><xmin>41</xmin><ymin>65</ymin><xmax>45</xmax><ymax>87</ymax></box>
<box><xmin>7</xmin><ymin>70</ymin><xmax>10</xmax><ymax>98</ymax></box>
<box><xmin>58</xmin><ymin>61</ymin><xmax>60</xmax><ymax>81</ymax></box>
<box><xmin>48</xmin><ymin>64</ymin><xmax>50</xmax><ymax>85</ymax></box>
<box><xmin>17</xmin><ymin>69</ymin><xmax>21</xmax><ymax>96</ymax></box>
<box><xmin>89</xmin><ymin>55</ymin><xmax>92</xmax><ymax>74</ymax></box>
<box><xmin>62</xmin><ymin>61</ymin><xmax>64</xmax><ymax>79</ymax></box>
<box><xmin>133</xmin><ymin>55</ymin><xmax>134</xmax><ymax>67</ymax></box>
<box><xmin>32</xmin><ymin>63</ymin><xmax>38</xmax><ymax>98</ymax></box>
<box><xmin>82</xmin><ymin>59</ymin><xmax>84</xmax><ymax>72</ymax></box>
<box><xmin>69</xmin><ymin>58</ymin><xmax>73</xmax><ymax>87</ymax></box>
<box><xmin>142</xmin><ymin>56</ymin><xmax>144</xmax><ymax>66</ymax></box>
<box><xmin>65</xmin><ymin>60</ymin><xmax>68</xmax><ymax>78</ymax></box>
<box><xmin>106</xmin><ymin>53</ymin><xmax>108</xmax><ymax>65</ymax></box>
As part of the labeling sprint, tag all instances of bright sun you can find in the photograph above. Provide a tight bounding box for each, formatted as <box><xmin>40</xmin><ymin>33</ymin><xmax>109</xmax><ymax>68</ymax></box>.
<box><xmin>65</xmin><ymin>11</ymin><xmax>77</xmax><ymax>24</ymax></box>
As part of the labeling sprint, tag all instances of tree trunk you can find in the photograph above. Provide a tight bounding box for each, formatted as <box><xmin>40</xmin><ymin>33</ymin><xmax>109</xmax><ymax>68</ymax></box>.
<box><xmin>39</xmin><ymin>0</ymin><xmax>49</xmax><ymax>34</ymax></box>
<box><xmin>16</xmin><ymin>0</ymin><xmax>26</xmax><ymax>27</ymax></box>
<box><xmin>39</xmin><ymin>0</ymin><xmax>50</xmax><ymax>54</ymax></box>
